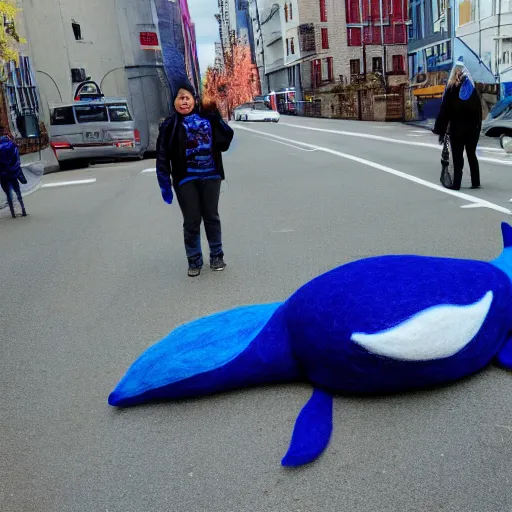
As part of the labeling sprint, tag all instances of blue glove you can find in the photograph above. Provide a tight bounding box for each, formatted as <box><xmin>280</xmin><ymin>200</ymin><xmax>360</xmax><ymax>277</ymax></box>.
<box><xmin>161</xmin><ymin>186</ymin><xmax>173</xmax><ymax>205</ymax></box>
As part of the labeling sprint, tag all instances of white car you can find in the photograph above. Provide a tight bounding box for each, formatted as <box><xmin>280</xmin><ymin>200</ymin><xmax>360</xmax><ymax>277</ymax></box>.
<box><xmin>235</xmin><ymin>102</ymin><xmax>280</xmax><ymax>123</ymax></box>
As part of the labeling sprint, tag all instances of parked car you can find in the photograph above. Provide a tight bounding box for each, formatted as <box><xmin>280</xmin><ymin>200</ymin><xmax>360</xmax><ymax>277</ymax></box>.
<box><xmin>482</xmin><ymin>96</ymin><xmax>512</xmax><ymax>138</ymax></box>
<box><xmin>234</xmin><ymin>102</ymin><xmax>280</xmax><ymax>123</ymax></box>
<box><xmin>49</xmin><ymin>97</ymin><xmax>142</xmax><ymax>167</ymax></box>
<box><xmin>233</xmin><ymin>102</ymin><xmax>256</xmax><ymax>121</ymax></box>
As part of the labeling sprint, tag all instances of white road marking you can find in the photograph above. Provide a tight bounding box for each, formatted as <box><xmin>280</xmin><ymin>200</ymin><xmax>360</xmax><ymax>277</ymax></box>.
<box><xmin>460</xmin><ymin>203</ymin><xmax>487</xmax><ymax>209</ymax></box>
<box><xmin>235</xmin><ymin>124</ymin><xmax>512</xmax><ymax>215</ymax></box>
<box><xmin>479</xmin><ymin>147</ymin><xmax>505</xmax><ymax>153</ymax></box>
<box><xmin>254</xmin><ymin>135</ymin><xmax>317</xmax><ymax>152</ymax></box>
<box><xmin>141</xmin><ymin>168</ymin><xmax>156</xmax><ymax>174</ymax></box>
<box><xmin>41</xmin><ymin>178</ymin><xmax>97</xmax><ymax>189</ymax></box>
<box><xmin>279</xmin><ymin>122</ymin><xmax>512</xmax><ymax>166</ymax></box>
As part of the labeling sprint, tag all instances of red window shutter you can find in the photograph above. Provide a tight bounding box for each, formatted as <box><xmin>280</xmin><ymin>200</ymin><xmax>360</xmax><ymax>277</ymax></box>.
<box><xmin>284</xmin><ymin>3</ymin><xmax>288</xmax><ymax>22</ymax></box>
<box><xmin>321</xmin><ymin>28</ymin><xmax>329</xmax><ymax>49</ymax></box>
<box><xmin>393</xmin><ymin>55</ymin><xmax>404</xmax><ymax>72</ymax></box>
<box><xmin>327</xmin><ymin>57</ymin><xmax>334</xmax><ymax>81</ymax></box>
<box><xmin>320</xmin><ymin>0</ymin><xmax>327</xmax><ymax>22</ymax></box>
<box><xmin>347</xmin><ymin>0</ymin><xmax>360</xmax><ymax>23</ymax></box>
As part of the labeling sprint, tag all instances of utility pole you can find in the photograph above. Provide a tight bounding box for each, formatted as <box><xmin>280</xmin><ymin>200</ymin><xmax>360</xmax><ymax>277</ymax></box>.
<box><xmin>359</xmin><ymin>0</ymin><xmax>366</xmax><ymax>77</ymax></box>
<box><xmin>379</xmin><ymin>0</ymin><xmax>386</xmax><ymax>83</ymax></box>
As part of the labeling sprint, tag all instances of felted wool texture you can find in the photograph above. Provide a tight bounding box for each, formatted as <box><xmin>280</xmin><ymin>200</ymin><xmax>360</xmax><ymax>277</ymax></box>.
<box><xmin>109</xmin><ymin>222</ymin><xmax>512</xmax><ymax>468</ymax></box>
<box><xmin>283</xmin><ymin>254</ymin><xmax>512</xmax><ymax>395</ymax></box>
<box><xmin>281</xmin><ymin>388</ymin><xmax>333</xmax><ymax>468</ymax></box>
<box><xmin>108</xmin><ymin>303</ymin><xmax>301</xmax><ymax>407</ymax></box>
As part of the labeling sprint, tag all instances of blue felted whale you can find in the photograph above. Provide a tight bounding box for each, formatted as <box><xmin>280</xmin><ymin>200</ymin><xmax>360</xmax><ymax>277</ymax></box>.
<box><xmin>109</xmin><ymin>223</ymin><xmax>512</xmax><ymax>467</ymax></box>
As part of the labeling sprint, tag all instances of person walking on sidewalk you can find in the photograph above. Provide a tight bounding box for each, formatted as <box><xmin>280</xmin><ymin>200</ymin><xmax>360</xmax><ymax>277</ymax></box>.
<box><xmin>433</xmin><ymin>59</ymin><xmax>482</xmax><ymax>191</ymax></box>
<box><xmin>155</xmin><ymin>80</ymin><xmax>234</xmax><ymax>277</ymax></box>
<box><xmin>0</xmin><ymin>134</ymin><xmax>27</xmax><ymax>218</ymax></box>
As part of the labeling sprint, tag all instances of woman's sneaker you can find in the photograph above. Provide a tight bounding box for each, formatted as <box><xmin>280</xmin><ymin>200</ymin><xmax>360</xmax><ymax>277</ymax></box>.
<box><xmin>210</xmin><ymin>256</ymin><xmax>226</xmax><ymax>271</ymax></box>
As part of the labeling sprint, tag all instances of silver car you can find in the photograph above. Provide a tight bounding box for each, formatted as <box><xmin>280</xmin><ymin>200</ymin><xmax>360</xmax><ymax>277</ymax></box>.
<box><xmin>49</xmin><ymin>98</ymin><xmax>142</xmax><ymax>166</ymax></box>
<box><xmin>482</xmin><ymin>97</ymin><xmax>512</xmax><ymax>138</ymax></box>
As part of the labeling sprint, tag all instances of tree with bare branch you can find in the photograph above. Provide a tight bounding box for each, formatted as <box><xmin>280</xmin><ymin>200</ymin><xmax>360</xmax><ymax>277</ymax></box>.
<box><xmin>202</xmin><ymin>40</ymin><xmax>260</xmax><ymax>119</ymax></box>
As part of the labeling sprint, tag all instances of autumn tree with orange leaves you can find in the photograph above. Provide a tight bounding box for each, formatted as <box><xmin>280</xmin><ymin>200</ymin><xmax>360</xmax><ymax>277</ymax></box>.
<box><xmin>203</xmin><ymin>40</ymin><xmax>260</xmax><ymax>119</ymax></box>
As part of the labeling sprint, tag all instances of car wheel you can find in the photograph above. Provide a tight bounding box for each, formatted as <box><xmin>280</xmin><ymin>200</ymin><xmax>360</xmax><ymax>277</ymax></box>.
<box><xmin>235</xmin><ymin>115</ymin><xmax>240</xmax><ymax>121</ymax></box>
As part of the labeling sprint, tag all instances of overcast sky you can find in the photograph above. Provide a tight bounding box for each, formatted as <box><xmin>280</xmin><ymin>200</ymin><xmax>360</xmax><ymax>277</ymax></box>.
<box><xmin>188</xmin><ymin>0</ymin><xmax>220</xmax><ymax>76</ymax></box>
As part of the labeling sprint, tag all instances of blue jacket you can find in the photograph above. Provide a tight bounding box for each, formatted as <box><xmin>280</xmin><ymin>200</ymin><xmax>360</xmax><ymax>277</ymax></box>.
<box><xmin>0</xmin><ymin>136</ymin><xmax>23</xmax><ymax>182</ymax></box>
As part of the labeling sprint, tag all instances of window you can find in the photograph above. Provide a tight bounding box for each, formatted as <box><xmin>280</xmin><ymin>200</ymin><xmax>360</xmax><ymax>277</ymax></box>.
<box><xmin>71</xmin><ymin>21</ymin><xmax>82</xmax><ymax>41</ymax></box>
<box><xmin>75</xmin><ymin>105</ymin><xmax>108</xmax><ymax>123</ymax></box>
<box><xmin>108</xmin><ymin>104</ymin><xmax>133</xmax><ymax>122</ymax></box>
<box><xmin>372</xmin><ymin>57</ymin><xmax>383</xmax><ymax>72</ymax></box>
<box><xmin>286</xmin><ymin>38</ymin><xmax>290</xmax><ymax>55</ymax></box>
<box><xmin>392</xmin><ymin>55</ymin><xmax>404</xmax><ymax>72</ymax></box>
<box><xmin>321</xmin><ymin>28</ymin><xmax>329</xmax><ymax>49</ymax></box>
<box><xmin>319</xmin><ymin>0</ymin><xmax>327</xmax><ymax>22</ymax></box>
<box><xmin>291</xmin><ymin>37</ymin><xmax>295</xmax><ymax>54</ymax></box>
<box><xmin>51</xmin><ymin>107</ymin><xmax>75</xmax><ymax>126</ymax></box>
<box><xmin>289</xmin><ymin>3</ymin><xmax>293</xmax><ymax>19</ymax></box>
<box><xmin>311</xmin><ymin>59</ymin><xmax>321</xmax><ymax>88</ymax></box>
<box><xmin>4</xmin><ymin>56</ymin><xmax>40</xmax><ymax>119</ymax></box>
<box><xmin>253</xmin><ymin>102</ymin><xmax>272</xmax><ymax>111</ymax></box>
<box><xmin>288</xmin><ymin>66</ymin><xmax>296</xmax><ymax>87</ymax></box>
<box><xmin>327</xmin><ymin>57</ymin><xmax>334</xmax><ymax>81</ymax></box>
<box><xmin>322</xmin><ymin>58</ymin><xmax>329</xmax><ymax>81</ymax></box>
<box><xmin>347</xmin><ymin>28</ymin><xmax>362</xmax><ymax>46</ymax></box>
<box><xmin>350</xmin><ymin>59</ymin><xmax>361</xmax><ymax>75</ymax></box>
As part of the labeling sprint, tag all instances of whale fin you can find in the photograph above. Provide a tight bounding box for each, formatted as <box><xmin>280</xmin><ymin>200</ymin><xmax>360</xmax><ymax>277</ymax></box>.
<box><xmin>281</xmin><ymin>388</ymin><xmax>333</xmax><ymax>468</ymax></box>
<box><xmin>496</xmin><ymin>336</ymin><xmax>512</xmax><ymax>371</ymax></box>
<box><xmin>351</xmin><ymin>291</ymin><xmax>493</xmax><ymax>361</ymax></box>
<box><xmin>502</xmin><ymin>222</ymin><xmax>512</xmax><ymax>249</ymax></box>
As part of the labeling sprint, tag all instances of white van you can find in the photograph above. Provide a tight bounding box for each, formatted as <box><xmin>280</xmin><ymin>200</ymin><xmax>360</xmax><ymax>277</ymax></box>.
<box><xmin>49</xmin><ymin>98</ymin><xmax>142</xmax><ymax>166</ymax></box>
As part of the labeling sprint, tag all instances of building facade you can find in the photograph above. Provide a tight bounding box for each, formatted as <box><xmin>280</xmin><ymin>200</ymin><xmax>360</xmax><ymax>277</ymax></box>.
<box><xmin>18</xmin><ymin>0</ymin><xmax>200</xmax><ymax>153</ymax></box>
<box><xmin>408</xmin><ymin>0</ymin><xmax>453</xmax><ymax>79</ymax></box>
<box><xmin>249</xmin><ymin>0</ymin><xmax>408</xmax><ymax>101</ymax></box>
<box><xmin>455</xmin><ymin>0</ymin><xmax>510</xmax><ymax>96</ymax></box>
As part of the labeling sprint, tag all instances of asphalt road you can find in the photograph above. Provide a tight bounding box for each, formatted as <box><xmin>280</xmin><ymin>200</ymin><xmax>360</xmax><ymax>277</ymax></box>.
<box><xmin>2</xmin><ymin>118</ymin><xmax>512</xmax><ymax>512</ymax></box>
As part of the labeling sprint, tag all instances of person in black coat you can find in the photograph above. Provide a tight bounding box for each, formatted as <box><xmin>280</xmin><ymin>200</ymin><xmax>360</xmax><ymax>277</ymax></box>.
<box><xmin>433</xmin><ymin>60</ymin><xmax>483</xmax><ymax>190</ymax></box>
<box><xmin>156</xmin><ymin>80</ymin><xmax>234</xmax><ymax>277</ymax></box>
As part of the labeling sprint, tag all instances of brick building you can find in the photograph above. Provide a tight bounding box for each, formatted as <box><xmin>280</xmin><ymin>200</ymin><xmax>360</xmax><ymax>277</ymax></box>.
<box><xmin>251</xmin><ymin>0</ymin><xmax>409</xmax><ymax>99</ymax></box>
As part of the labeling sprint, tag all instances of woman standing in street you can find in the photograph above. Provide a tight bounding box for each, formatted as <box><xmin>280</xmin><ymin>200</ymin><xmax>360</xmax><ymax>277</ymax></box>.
<box><xmin>433</xmin><ymin>59</ymin><xmax>483</xmax><ymax>191</ymax></box>
<box><xmin>155</xmin><ymin>80</ymin><xmax>234</xmax><ymax>277</ymax></box>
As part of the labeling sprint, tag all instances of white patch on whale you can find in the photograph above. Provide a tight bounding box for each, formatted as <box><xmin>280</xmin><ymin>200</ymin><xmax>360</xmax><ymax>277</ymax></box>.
<box><xmin>350</xmin><ymin>291</ymin><xmax>494</xmax><ymax>361</ymax></box>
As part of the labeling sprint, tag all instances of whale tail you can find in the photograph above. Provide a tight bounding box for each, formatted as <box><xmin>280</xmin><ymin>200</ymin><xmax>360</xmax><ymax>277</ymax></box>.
<box><xmin>108</xmin><ymin>302</ymin><xmax>301</xmax><ymax>407</ymax></box>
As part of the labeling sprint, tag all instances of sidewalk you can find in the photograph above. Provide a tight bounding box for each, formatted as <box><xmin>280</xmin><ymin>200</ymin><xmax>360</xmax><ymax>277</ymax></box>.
<box><xmin>404</xmin><ymin>118</ymin><xmax>435</xmax><ymax>130</ymax></box>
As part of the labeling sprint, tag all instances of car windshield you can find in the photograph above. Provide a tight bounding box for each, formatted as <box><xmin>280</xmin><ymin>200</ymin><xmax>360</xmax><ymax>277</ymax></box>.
<box><xmin>252</xmin><ymin>103</ymin><xmax>271</xmax><ymax>110</ymax></box>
